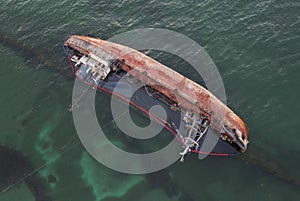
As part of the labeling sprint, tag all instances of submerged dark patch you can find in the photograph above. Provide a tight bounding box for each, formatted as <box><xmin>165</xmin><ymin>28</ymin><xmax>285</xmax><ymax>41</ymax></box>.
<box><xmin>0</xmin><ymin>146</ymin><xmax>51</xmax><ymax>201</ymax></box>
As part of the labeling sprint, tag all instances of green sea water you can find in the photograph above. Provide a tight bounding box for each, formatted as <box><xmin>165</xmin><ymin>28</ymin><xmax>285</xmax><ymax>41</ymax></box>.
<box><xmin>0</xmin><ymin>0</ymin><xmax>300</xmax><ymax>200</ymax></box>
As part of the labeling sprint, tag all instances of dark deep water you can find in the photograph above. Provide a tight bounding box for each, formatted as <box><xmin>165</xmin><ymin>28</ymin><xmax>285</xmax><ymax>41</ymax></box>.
<box><xmin>0</xmin><ymin>0</ymin><xmax>300</xmax><ymax>200</ymax></box>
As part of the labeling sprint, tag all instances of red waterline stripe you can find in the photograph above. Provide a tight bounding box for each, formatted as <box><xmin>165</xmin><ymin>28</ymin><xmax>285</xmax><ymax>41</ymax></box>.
<box><xmin>70</xmin><ymin>60</ymin><xmax>230</xmax><ymax>157</ymax></box>
<box><xmin>80</xmin><ymin>77</ymin><xmax>230</xmax><ymax>157</ymax></box>
<box><xmin>191</xmin><ymin>149</ymin><xmax>229</xmax><ymax>156</ymax></box>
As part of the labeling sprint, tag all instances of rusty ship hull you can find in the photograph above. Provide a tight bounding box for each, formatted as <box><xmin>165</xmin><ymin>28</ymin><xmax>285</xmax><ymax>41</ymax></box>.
<box><xmin>63</xmin><ymin>35</ymin><xmax>249</xmax><ymax>160</ymax></box>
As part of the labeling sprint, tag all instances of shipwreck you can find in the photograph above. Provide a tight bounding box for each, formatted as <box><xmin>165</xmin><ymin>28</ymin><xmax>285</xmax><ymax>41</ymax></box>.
<box><xmin>63</xmin><ymin>35</ymin><xmax>249</xmax><ymax>161</ymax></box>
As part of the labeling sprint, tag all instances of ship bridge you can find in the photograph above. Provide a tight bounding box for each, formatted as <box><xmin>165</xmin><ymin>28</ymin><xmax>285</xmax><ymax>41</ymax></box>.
<box><xmin>71</xmin><ymin>53</ymin><xmax>113</xmax><ymax>83</ymax></box>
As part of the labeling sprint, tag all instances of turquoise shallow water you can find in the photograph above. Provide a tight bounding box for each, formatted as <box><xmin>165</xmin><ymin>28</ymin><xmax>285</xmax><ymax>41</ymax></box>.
<box><xmin>0</xmin><ymin>0</ymin><xmax>300</xmax><ymax>200</ymax></box>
